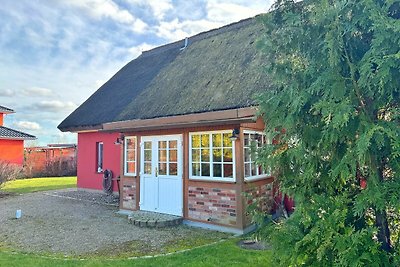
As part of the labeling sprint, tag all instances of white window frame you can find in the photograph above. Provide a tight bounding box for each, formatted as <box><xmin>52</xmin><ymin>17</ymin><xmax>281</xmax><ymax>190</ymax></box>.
<box><xmin>189</xmin><ymin>130</ymin><xmax>236</xmax><ymax>182</ymax></box>
<box><xmin>243</xmin><ymin>130</ymin><xmax>271</xmax><ymax>181</ymax></box>
<box><xmin>96</xmin><ymin>142</ymin><xmax>103</xmax><ymax>173</ymax></box>
<box><xmin>124</xmin><ymin>136</ymin><xmax>137</xmax><ymax>176</ymax></box>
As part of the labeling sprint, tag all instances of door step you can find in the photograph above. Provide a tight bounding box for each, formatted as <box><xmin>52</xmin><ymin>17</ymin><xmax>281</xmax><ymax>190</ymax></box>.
<box><xmin>127</xmin><ymin>210</ymin><xmax>183</xmax><ymax>228</ymax></box>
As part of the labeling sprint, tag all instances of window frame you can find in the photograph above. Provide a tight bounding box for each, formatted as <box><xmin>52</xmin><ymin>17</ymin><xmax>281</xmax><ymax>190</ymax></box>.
<box><xmin>189</xmin><ymin>130</ymin><xmax>236</xmax><ymax>182</ymax></box>
<box><xmin>96</xmin><ymin>142</ymin><xmax>103</xmax><ymax>173</ymax></box>
<box><xmin>124</xmin><ymin>136</ymin><xmax>137</xmax><ymax>176</ymax></box>
<box><xmin>243</xmin><ymin>130</ymin><xmax>271</xmax><ymax>181</ymax></box>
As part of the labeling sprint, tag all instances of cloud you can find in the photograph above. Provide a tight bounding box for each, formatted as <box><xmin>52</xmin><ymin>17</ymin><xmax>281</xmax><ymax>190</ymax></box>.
<box><xmin>0</xmin><ymin>89</ymin><xmax>15</xmax><ymax>97</ymax></box>
<box><xmin>32</xmin><ymin>100</ymin><xmax>77</xmax><ymax>112</ymax></box>
<box><xmin>127</xmin><ymin>0</ymin><xmax>173</xmax><ymax>20</ymax></box>
<box><xmin>21</xmin><ymin>87</ymin><xmax>53</xmax><ymax>97</ymax></box>
<box><xmin>14</xmin><ymin>121</ymin><xmax>41</xmax><ymax>131</ymax></box>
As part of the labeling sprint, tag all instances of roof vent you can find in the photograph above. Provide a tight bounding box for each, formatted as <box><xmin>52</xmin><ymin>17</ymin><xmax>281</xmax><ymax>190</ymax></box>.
<box><xmin>180</xmin><ymin>37</ymin><xmax>189</xmax><ymax>51</ymax></box>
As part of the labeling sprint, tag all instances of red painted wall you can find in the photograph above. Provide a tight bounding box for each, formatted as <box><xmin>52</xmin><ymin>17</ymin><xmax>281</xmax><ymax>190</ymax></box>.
<box><xmin>0</xmin><ymin>139</ymin><xmax>24</xmax><ymax>165</ymax></box>
<box><xmin>77</xmin><ymin>132</ymin><xmax>120</xmax><ymax>192</ymax></box>
<box><xmin>0</xmin><ymin>114</ymin><xmax>4</xmax><ymax>126</ymax></box>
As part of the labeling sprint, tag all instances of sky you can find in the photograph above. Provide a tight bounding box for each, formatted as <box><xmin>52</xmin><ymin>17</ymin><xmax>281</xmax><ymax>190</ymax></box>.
<box><xmin>0</xmin><ymin>0</ymin><xmax>273</xmax><ymax>146</ymax></box>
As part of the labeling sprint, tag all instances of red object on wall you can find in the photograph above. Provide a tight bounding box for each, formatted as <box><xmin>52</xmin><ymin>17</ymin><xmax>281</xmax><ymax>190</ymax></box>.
<box><xmin>77</xmin><ymin>132</ymin><xmax>120</xmax><ymax>192</ymax></box>
<box><xmin>0</xmin><ymin>139</ymin><xmax>24</xmax><ymax>165</ymax></box>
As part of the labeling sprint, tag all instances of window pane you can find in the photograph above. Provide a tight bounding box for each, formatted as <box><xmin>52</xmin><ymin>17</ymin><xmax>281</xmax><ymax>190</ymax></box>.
<box><xmin>223</xmin><ymin>133</ymin><xmax>232</xmax><ymax>147</ymax></box>
<box><xmin>144</xmin><ymin>162</ymin><xmax>152</xmax><ymax>174</ymax></box>
<box><xmin>169</xmin><ymin>150</ymin><xmax>177</xmax><ymax>162</ymax></box>
<box><xmin>144</xmin><ymin>150</ymin><xmax>152</xmax><ymax>161</ymax></box>
<box><xmin>201</xmin><ymin>134</ymin><xmax>209</xmax><ymax>148</ymax></box>
<box><xmin>192</xmin><ymin>149</ymin><xmax>200</xmax><ymax>162</ymax></box>
<box><xmin>158</xmin><ymin>150</ymin><xmax>167</xmax><ymax>162</ymax></box>
<box><xmin>258</xmin><ymin>165</ymin><xmax>264</xmax><ymax>175</ymax></box>
<box><xmin>126</xmin><ymin>162</ymin><xmax>135</xmax><ymax>174</ymax></box>
<box><xmin>201</xmin><ymin>163</ymin><xmax>210</xmax><ymax>176</ymax></box>
<box><xmin>144</xmin><ymin>141</ymin><xmax>151</xmax><ymax>150</ymax></box>
<box><xmin>191</xmin><ymin>135</ymin><xmax>201</xmax><ymax>148</ymax></box>
<box><xmin>127</xmin><ymin>150</ymin><xmax>135</xmax><ymax>161</ymax></box>
<box><xmin>244</xmin><ymin>134</ymin><xmax>250</xmax><ymax>146</ymax></box>
<box><xmin>201</xmin><ymin>149</ymin><xmax>210</xmax><ymax>162</ymax></box>
<box><xmin>251</xmin><ymin>163</ymin><xmax>257</xmax><ymax>176</ymax></box>
<box><xmin>244</xmin><ymin>163</ymin><xmax>251</xmax><ymax>177</ymax></box>
<box><xmin>213</xmin><ymin>163</ymin><xmax>222</xmax><ymax>177</ymax></box>
<box><xmin>126</xmin><ymin>138</ymin><xmax>135</xmax><ymax>149</ymax></box>
<box><xmin>169</xmin><ymin>163</ymin><xmax>177</xmax><ymax>175</ymax></box>
<box><xmin>213</xmin><ymin>148</ymin><xmax>222</xmax><ymax>162</ymax></box>
<box><xmin>192</xmin><ymin>163</ymin><xmax>200</xmax><ymax>176</ymax></box>
<box><xmin>159</xmin><ymin>141</ymin><xmax>167</xmax><ymax>149</ymax></box>
<box><xmin>212</xmin><ymin>133</ymin><xmax>222</xmax><ymax>147</ymax></box>
<box><xmin>223</xmin><ymin>148</ymin><xmax>233</xmax><ymax>162</ymax></box>
<box><xmin>159</xmin><ymin>163</ymin><xmax>167</xmax><ymax>175</ymax></box>
<box><xmin>169</xmin><ymin>140</ymin><xmax>177</xmax><ymax>149</ymax></box>
<box><xmin>223</xmin><ymin>164</ymin><xmax>233</xmax><ymax>178</ymax></box>
<box><xmin>244</xmin><ymin>148</ymin><xmax>250</xmax><ymax>162</ymax></box>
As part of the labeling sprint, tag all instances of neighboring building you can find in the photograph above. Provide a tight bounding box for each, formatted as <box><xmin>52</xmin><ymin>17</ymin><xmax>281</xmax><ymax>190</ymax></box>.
<box><xmin>58</xmin><ymin>17</ymin><xmax>275</xmax><ymax>234</ymax></box>
<box><xmin>24</xmin><ymin>144</ymin><xmax>77</xmax><ymax>177</ymax></box>
<box><xmin>0</xmin><ymin>106</ymin><xmax>36</xmax><ymax>165</ymax></box>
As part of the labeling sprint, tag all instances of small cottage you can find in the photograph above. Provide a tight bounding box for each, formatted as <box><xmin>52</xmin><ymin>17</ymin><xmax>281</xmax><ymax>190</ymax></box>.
<box><xmin>58</xmin><ymin>17</ymin><xmax>275</xmax><ymax>234</ymax></box>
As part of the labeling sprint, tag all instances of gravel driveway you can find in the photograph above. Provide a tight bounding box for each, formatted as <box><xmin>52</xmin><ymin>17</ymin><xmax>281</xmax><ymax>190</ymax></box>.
<box><xmin>0</xmin><ymin>190</ymin><xmax>228</xmax><ymax>257</ymax></box>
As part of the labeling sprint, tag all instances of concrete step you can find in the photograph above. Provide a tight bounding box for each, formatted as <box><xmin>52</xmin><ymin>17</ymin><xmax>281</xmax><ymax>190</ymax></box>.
<box><xmin>127</xmin><ymin>210</ymin><xmax>183</xmax><ymax>228</ymax></box>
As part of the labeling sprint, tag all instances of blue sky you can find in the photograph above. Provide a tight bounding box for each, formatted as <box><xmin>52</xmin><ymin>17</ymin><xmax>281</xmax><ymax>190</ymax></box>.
<box><xmin>0</xmin><ymin>0</ymin><xmax>273</xmax><ymax>146</ymax></box>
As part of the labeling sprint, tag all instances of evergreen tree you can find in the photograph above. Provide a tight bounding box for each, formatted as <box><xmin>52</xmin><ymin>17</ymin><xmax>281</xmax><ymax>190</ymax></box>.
<box><xmin>257</xmin><ymin>0</ymin><xmax>400</xmax><ymax>265</ymax></box>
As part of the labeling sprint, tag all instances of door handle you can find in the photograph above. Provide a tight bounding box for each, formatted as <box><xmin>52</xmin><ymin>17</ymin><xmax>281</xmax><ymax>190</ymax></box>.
<box><xmin>155</xmin><ymin>167</ymin><xmax>158</xmax><ymax>177</ymax></box>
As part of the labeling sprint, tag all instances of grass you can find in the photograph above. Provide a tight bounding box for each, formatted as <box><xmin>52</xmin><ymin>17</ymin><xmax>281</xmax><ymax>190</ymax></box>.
<box><xmin>1</xmin><ymin>176</ymin><xmax>77</xmax><ymax>193</ymax></box>
<box><xmin>0</xmin><ymin>239</ymin><xmax>272</xmax><ymax>267</ymax></box>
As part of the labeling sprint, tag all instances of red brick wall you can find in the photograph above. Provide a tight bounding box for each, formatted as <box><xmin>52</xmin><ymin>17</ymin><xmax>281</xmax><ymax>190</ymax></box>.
<box><xmin>121</xmin><ymin>178</ymin><xmax>136</xmax><ymax>210</ymax></box>
<box><xmin>188</xmin><ymin>186</ymin><xmax>237</xmax><ymax>226</ymax></box>
<box><xmin>245</xmin><ymin>181</ymin><xmax>274</xmax><ymax>225</ymax></box>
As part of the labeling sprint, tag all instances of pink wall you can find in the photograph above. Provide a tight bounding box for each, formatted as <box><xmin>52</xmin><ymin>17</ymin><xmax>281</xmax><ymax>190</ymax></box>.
<box><xmin>77</xmin><ymin>132</ymin><xmax>121</xmax><ymax>192</ymax></box>
<box><xmin>0</xmin><ymin>139</ymin><xmax>24</xmax><ymax>165</ymax></box>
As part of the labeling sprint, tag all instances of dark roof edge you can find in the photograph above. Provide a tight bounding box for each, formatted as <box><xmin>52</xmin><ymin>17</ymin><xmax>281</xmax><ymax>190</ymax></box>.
<box><xmin>58</xmin><ymin>124</ymin><xmax>103</xmax><ymax>133</ymax></box>
<box><xmin>0</xmin><ymin>126</ymin><xmax>36</xmax><ymax>140</ymax></box>
<box><xmin>0</xmin><ymin>105</ymin><xmax>15</xmax><ymax>114</ymax></box>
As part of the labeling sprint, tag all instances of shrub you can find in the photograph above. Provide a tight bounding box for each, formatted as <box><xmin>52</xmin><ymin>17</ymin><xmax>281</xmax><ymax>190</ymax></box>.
<box><xmin>0</xmin><ymin>160</ymin><xmax>23</xmax><ymax>187</ymax></box>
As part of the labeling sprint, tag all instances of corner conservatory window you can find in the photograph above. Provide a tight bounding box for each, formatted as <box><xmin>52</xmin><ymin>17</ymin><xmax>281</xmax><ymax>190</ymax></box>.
<box><xmin>244</xmin><ymin>131</ymin><xmax>270</xmax><ymax>181</ymax></box>
<box><xmin>124</xmin><ymin>136</ymin><xmax>137</xmax><ymax>176</ymax></box>
<box><xmin>189</xmin><ymin>131</ymin><xmax>235</xmax><ymax>182</ymax></box>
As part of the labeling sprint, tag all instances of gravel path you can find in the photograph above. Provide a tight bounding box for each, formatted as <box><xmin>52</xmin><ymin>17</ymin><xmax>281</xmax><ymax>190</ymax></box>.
<box><xmin>0</xmin><ymin>190</ymin><xmax>228</xmax><ymax>257</ymax></box>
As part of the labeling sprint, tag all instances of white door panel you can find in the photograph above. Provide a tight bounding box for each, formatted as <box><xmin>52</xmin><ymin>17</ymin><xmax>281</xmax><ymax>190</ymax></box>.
<box><xmin>140</xmin><ymin>135</ymin><xmax>183</xmax><ymax>216</ymax></box>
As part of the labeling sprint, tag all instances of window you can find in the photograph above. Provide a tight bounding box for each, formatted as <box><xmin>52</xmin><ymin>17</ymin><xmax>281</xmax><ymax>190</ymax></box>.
<box><xmin>96</xmin><ymin>142</ymin><xmax>103</xmax><ymax>173</ymax></box>
<box><xmin>189</xmin><ymin>131</ymin><xmax>235</xmax><ymax>181</ymax></box>
<box><xmin>244</xmin><ymin>131</ymin><xmax>270</xmax><ymax>181</ymax></box>
<box><xmin>124</xmin><ymin>137</ymin><xmax>137</xmax><ymax>176</ymax></box>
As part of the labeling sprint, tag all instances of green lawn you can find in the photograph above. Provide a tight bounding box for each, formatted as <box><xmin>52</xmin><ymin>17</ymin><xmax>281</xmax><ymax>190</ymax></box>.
<box><xmin>0</xmin><ymin>239</ymin><xmax>272</xmax><ymax>267</ymax></box>
<box><xmin>1</xmin><ymin>176</ymin><xmax>77</xmax><ymax>193</ymax></box>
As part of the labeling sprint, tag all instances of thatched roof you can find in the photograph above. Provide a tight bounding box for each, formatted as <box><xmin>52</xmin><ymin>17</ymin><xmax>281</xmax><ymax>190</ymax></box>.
<box><xmin>58</xmin><ymin>16</ymin><xmax>269</xmax><ymax>132</ymax></box>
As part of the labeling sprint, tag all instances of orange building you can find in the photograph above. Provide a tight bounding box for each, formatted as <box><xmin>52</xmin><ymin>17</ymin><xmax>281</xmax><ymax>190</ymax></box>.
<box><xmin>0</xmin><ymin>105</ymin><xmax>36</xmax><ymax>165</ymax></box>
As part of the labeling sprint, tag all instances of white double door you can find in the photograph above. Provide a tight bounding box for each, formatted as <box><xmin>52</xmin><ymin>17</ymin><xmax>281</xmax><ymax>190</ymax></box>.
<box><xmin>140</xmin><ymin>135</ymin><xmax>183</xmax><ymax>216</ymax></box>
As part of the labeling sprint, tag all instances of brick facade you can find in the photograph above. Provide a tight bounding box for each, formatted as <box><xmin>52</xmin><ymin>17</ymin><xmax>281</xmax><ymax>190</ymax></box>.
<box><xmin>188</xmin><ymin>186</ymin><xmax>237</xmax><ymax>226</ymax></box>
<box><xmin>244</xmin><ymin>181</ymin><xmax>274</xmax><ymax>225</ymax></box>
<box><xmin>121</xmin><ymin>178</ymin><xmax>136</xmax><ymax>210</ymax></box>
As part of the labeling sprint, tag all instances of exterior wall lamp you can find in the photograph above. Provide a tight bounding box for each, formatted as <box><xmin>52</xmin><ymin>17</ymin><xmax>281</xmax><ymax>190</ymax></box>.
<box><xmin>229</xmin><ymin>128</ymin><xmax>240</xmax><ymax>142</ymax></box>
<box><xmin>114</xmin><ymin>135</ymin><xmax>124</xmax><ymax>145</ymax></box>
